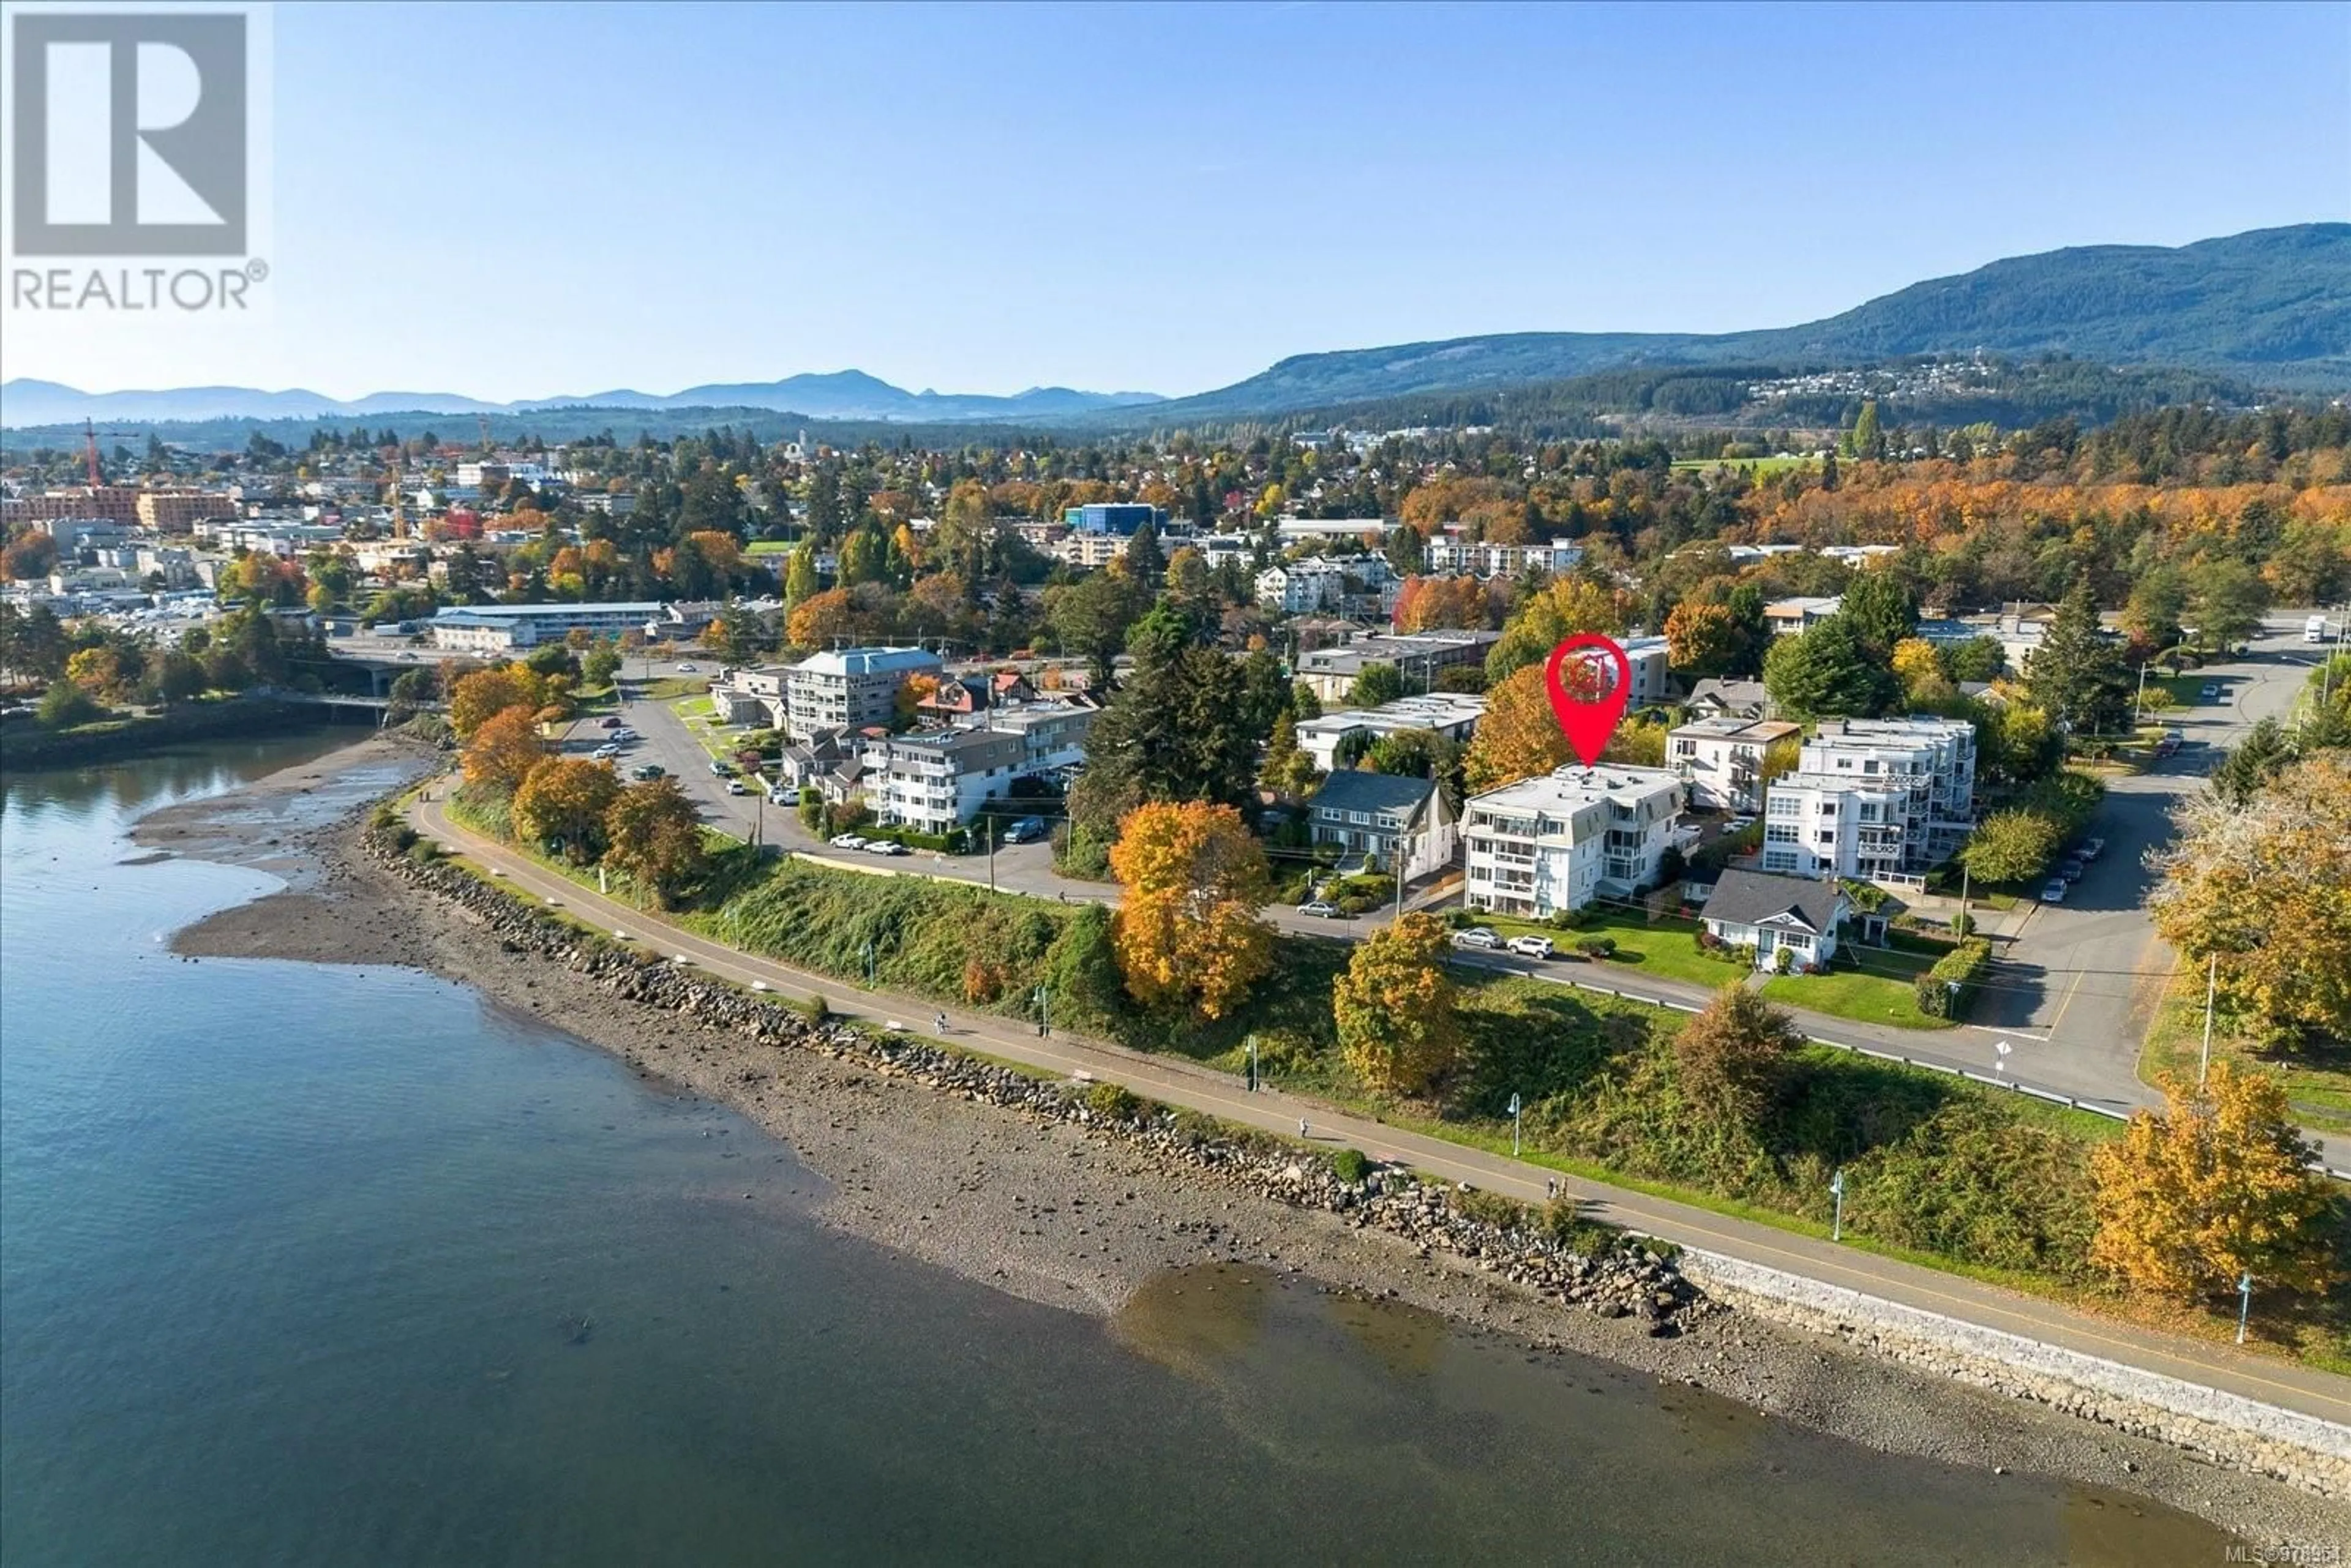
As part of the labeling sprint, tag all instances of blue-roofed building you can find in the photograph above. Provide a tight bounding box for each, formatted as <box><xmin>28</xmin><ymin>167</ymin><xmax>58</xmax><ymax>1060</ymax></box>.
<box><xmin>1303</xmin><ymin>768</ymin><xmax>1460</xmax><ymax>882</ymax></box>
<box><xmin>1063</xmin><ymin>503</ymin><xmax>1166</xmax><ymax>536</ymax></box>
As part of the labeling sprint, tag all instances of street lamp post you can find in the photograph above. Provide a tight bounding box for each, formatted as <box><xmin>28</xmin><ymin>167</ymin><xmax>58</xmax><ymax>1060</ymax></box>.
<box><xmin>2237</xmin><ymin>1272</ymin><xmax>2254</xmax><ymax>1345</ymax></box>
<box><xmin>862</xmin><ymin>940</ymin><xmax>876</xmax><ymax>988</ymax></box>
<box><xmin>1508</xmin><ymin>1092</ymin><xmax>1523</xmax><ymax>1157</ymax></box>
<box><xmin>1829</xmin><ymin>1169</ymin><xmax>1846</xmax><ymax>1242</ymax></box>
<box><xmin>2200</xmin><ymin>951</ymin><xmax>2219</xmax><ymax>1087</ymax></box>
<box><xmin>1033</xmin><ymin>984</ymin><xmax>1051</xmax><ymax>1038</ymax></box>
<box><xmin>1245</xmin><ymin>1034</ymin><xmax>1258</xmax><ymax>1092</ymax></box>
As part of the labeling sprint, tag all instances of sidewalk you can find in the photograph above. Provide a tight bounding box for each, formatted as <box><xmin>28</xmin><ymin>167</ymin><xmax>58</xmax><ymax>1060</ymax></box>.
<box><xmin>411</xmin><ymin>792</ymin><xmax>2351</xmax><ymax>1428</ymax></box>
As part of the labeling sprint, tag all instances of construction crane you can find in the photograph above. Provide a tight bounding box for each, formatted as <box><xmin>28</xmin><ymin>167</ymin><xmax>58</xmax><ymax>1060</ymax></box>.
<box><xmin>81</xmin><ymin>421</ymin><xmax>143</xmax><ymax>486</ymax></box>
<box><xmin>478</xmin><ymin>413</ymin><xmax>493</xmax><ymax>456</ymax></box>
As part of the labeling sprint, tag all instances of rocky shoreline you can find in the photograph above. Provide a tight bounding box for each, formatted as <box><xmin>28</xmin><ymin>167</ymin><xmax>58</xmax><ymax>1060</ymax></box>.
<box><xmin>153</xmin><ymin>740</ymin><xmax>2351</xmax><ymax>1548</ymax></box>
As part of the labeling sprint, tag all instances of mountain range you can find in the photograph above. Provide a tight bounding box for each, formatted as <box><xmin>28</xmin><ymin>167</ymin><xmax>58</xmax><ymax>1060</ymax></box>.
<box><xmin>0</xmin><ymin>372</ymin><xmax>1164</xmax><ymax>429</ymax></box>
<box><xmin>5</xmin><ymin>223</ymin><xmax>2344</xmax><ymax>432</ymax></box>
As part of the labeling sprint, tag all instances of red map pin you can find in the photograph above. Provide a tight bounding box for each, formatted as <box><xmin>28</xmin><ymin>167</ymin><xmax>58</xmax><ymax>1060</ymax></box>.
<box><xmin>1542</xmin><ymin>633</ymin><xmax>1632</xmax><ymax>767</ymax></box>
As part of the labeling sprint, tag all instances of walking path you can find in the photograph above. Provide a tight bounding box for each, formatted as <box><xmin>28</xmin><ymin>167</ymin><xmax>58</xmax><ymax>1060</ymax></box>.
<box><xmin>413</xmin><ymin>790</ymin><xmax>2351</xmax><ymax>1428</ymax></box>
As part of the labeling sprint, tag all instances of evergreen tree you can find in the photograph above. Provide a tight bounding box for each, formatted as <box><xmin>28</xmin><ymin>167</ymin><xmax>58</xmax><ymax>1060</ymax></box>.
<box><xmin>2024</xmin><ymin>577</ymin><xmax>2131</xmax><ymax>735</ymax></box>
<box><xmin>1762</xmin><ymin>615</ymin><xmax>1899</xmax><ymax>719</ymax></box>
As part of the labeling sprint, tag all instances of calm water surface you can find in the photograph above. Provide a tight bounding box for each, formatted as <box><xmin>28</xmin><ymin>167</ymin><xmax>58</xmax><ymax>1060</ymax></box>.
<box><xmin>1</xmin><ymin>740</ymin><xmax>2233</xmax><ymax>1564</ymax></box>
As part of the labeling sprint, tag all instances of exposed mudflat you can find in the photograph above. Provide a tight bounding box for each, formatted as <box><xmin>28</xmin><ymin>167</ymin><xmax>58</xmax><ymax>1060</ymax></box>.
<box><xmin>146</xmin><ymin>740</ymin><xmax>2351</xmax><ymax>1552</ymax></box>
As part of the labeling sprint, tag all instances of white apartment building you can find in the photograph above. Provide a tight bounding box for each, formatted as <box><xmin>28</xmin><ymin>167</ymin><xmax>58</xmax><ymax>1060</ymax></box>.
<box><xmin>861</xmin><ymin>727</ymin><xmax>1027</xmax><ymax>836</ymax></box>
<box><xmin>1667</xmin><ymin>716</ymin><xmax>1801</xmax><ymax>813</ymax></box>
<box><xmin>1551</xmin><ymin>634</ymin><xmax>1673</xmax><ymax>708</ymax></box>
<box><xmin>1463</xmin><ymin>763</ymin><xmax>1689</xmax><ymax>918</ymax></box>
<box><xmin>1051</xmin><ymin>533</ymin><xmax>1129</xmax><ymax>569</ymax></box>
<box><xmin>1295</xmin><ymin>692</ymin><xmax>1487</xmax><ymax>771</ymax></box>
<box><xmin>1422</xmin><ymin>533</ymin><xmax>1585</xmax><ymax>578</ymax></box>
<box><xmin>784</xmin><ymin>646</ymin><xmax>943</xmax><ymax>740</ymax></box>
<box><xmin>1759</xmin><ymin>716</ymin><xmax>1978</xmax><ymax>881</ymax></box>
<box><xmin>954</xmin><ymin>701</ymin><xmax>1095</xmax><ymax>775</ymax></box>
<box><xmin>1254</xmin><ymin>556</ymin><xmax>1397</xmax><ymax>617</ymax></box>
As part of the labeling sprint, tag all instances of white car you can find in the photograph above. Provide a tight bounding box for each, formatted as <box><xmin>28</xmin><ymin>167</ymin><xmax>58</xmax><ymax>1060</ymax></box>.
<box><xmin>592</xmin><ymin>744</ymin><xmax>620</xmax><ymax>760</ymax></box>
<box><xmin>726</xmin><ymin>779</ymin><xmax>748</xmax><ymax>795</ymax></box>
<box><xmin>1453</xmin><ymin>926</ymin><xmax>1502</xmax><ymax>950</ymax></box>
<box><xmin>677</xmin><ymin>662</ymin><xmax>698</xmax><ymax>673</ymax></box>
<box><xmin>830</xmin><ymin>834</ymin><xmax>869</xmax><ymax>850</ymax></box>
<box><xmin>863</xmin><ymin>839</ymin><xmax>908</xmax><ymax>856</ymax></box>
<box><xmin>1507</xmin><ymin>934</ymin><xmax>1555</xmax><ymax>959</ymax></box>
<box><xmin>766</xmin><ymin>786</ymin><xmax>793</xmax><ymax>806</ymax></box>
<box><xmin>2040</xmin><ymin>879</ymin><xmax>2069</xmax><ymax>904</ymax></box>
<box><xmin>1296</xmin><ymin>900</ymin><xmax>1345</xmax><ymax>919</ymax></box>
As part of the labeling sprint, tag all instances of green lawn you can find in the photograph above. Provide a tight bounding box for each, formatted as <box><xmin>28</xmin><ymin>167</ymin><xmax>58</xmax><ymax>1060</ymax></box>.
<box><xmin>1668</xmin><ymin>454</ymin><xmax>1817</xmax><ymax>476</ymax></box>
<box><xmin>1477</xmin><ymin>910</ymin><xmax>1742</xmax><ymax>989</ymax></box>
<box><xmin>1763</xmin><ymin>945</ymin><xmax>1954</xmax><ymax>1030</ymax></box>
<box><xmin>2140</xmin><ymin>967</ymin><xmax>2351</xmax><ymax>1136</ymax></box>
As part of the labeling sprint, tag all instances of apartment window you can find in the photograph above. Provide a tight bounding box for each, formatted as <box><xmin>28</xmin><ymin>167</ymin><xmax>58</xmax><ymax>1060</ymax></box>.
<box><xmin>1818</xmin><ymin>802</ymin><xmax>1837</xmax><ymax>816</ymax></box>
<box><xmin>1835</xmin><ymin>757</ymin><xmax>1852</xmax><ymax>769</ymax></box>
<box><xmin>1766</xmin><ymin>825</ymin><xmax>1799</xmax><ymax>844</ymax></box>
<box><xmin>1763</xmin><ymin>851</ymin><xmax>1799</xmax><ymax>872</ymax></box>
<box><xmin>1348</xmin><ymin>811</ymin><xmax>1370</xmax><ymax>825</ymax></box>
<box><xmin>1816</xmin><ymin>830</ymin><xmax>1835</xmax><ymax>845</ymax></box>
<box><xmin>1768</xmin><ymin>796</ymin><xmax>1801</xmax><ymax>819</ymax></box>
<box><xmin>1864</xmin><ymin>759</ymin><xmax>1880</xmax><ymax>775</ymax></box>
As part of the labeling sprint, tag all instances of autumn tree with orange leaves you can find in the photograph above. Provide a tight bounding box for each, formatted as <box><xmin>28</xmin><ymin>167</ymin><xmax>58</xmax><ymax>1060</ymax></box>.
<box><xmin>460</xmin><ymin>705</ymin><xmax>546</xmax><ymax>792</ymax></box>
<box><xmin>2088</xmin><ymin>1062</ymin><xmax>2335</xmax><ymax>1303</ymax></box>
<box><xmin>1107</xmin><ymin>801</ymin><xmax>1274</xmax><ymax>1019</ymax></box>
<box><xmin>511</xmin><ymin>756</ymin><xmax>622</xmax><ymax>861</ymax></box>
<box><xmin>1463</xmin><ymin>658</ymin><xmax>1607</xmax><ymax>792</ymax></box>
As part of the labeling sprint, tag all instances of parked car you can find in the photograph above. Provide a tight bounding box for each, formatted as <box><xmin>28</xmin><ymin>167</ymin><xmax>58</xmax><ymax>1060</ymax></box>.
<box><xmin>2077</xmin><ymin>836</ymin><xmax>2105</xmax><ymax>861</ymax></box>
<box><xmin>677</xmin><ymin>662</ymin><xmax>698</xmax><ymax>673</ymax></box>
<box><xmin>726</xmin><ymin>779</ymin><xmax>748</xmax><ymax>795</ymax></box>
<box><xmin>829</xmin><ymin>833</ymin><xmax>868</xmax><ymax>850</ymax></box>
<box><xmin>2156</xmin><ymin>730</ymin><xmax>2183</xmax><ymax>757</ymax></box>
<box><xmin>2057</xmin><ymin>856</ymin><xmax>2087</xmax><ymax>882</ymax></box>
<box><xmin>632</xmin><ymin>763</ymin><xmax>666</xmax><ymax>781</ymax></box>
<box><xmin>863</xmin><ymin>839</ymin><xmax>908</xmax><ymax>857</ymax></box>
<box><xmin>709</xmin><ymin>759</ymin><xmax>732</xmax><ymax>776</ymax></box>
<box><xmin>612</xmin><ymin>727</ymin><xmax>639</xmax><ymax>742</ymax></box>
<box><xmin>592</xmin><ymin>744</ymin><xmax>620</xmax><ymax>760</ymax></box>
<box><xmin>598</xmin><ymin>715</ymin><xmax>622</xmax><ymax>729</ymax></box>
<box><xmin>1453</xmin><ymin>926</ymin><xmax>1502</xmax><ymax>950</ymax></box>
<box><xmin>1507</xmin><ymin>934</ymin><xmax>1555</xmax><ymax>959</ymax></box>
<box><xmin>2040</xmin><ymin>879</ymin><xmax>2069</xmax><ymax>904</ymax></box>
<box><xmin>2200</xmin><ymin>682</ymin><xmax>2222</xmax><ymax>700</ymax></box>
<box><xmin>1296</xmin><ymin>900</ymin><xmax>1345</xmax><ymax>919</ymax></box>
<box><xmin>1002</xmin><ymin>816</ymin><xmax>1048</xmax><ymax>844</ymax></box>
<box><xmin>766</xmin><ymin>785</ymin><xmax>793</xmax><ymax>806</ymax></box>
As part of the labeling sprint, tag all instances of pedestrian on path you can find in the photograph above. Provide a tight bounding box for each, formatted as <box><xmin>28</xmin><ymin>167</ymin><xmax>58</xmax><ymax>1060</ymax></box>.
<box><xmin>1299</xmin><ymin>1117</ymin><xmax>1309</xmax><ymax>1139</ymax></box>
<box><xmin>936</xmin><ymin>1012</ymin><xmax>948</xmax><ymax>1035</ymax></box>
<box><xmin>1546</xmin><ymin>1177</ymin><xmax>1558</xmax><ymax>1201</ymax></box>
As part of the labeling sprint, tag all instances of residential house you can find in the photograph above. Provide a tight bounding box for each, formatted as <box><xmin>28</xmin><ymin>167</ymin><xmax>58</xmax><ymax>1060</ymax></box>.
<box><xmin>1685</xmin><ymin>678</ymin><xmax>1774</xmax><ymax>721</ymax></box>
<box><xmin>1700</xmin><ymin>869</ymin><xmax>1850</xmax><ymax>972</ymax></box>
<box><xmin>1462</xmin><ymin>763</ymin><xmax>1690</xmax><ymax>918</ymax></box>
<box><xmin>920</xmin><ymin>670</ymin><xmax>1038</xmax><ymax>719</ymax></box>
<box><xmin>1304</xmin><ymin>770</ymin><xmax>1460</xmax><ymax>882</ymax></box>
<box><xmin>1421</xmin><ymin>530</ymin><xmax>1584</xmax><ymax>578</ymax></box>
<box><xmin>713</xmin><ymin>664</ymin><xmax>791</xmax><ymax>727</ymax></box>
<box><xmin>956</xmin><ymin>700</ymin><xmax>1095</xmax><ymax>775</ymax></box>
<box><xmin>783</xmin><ymin>646</ymin><xmax>943</xmax><ymax>741</ymax></box>
<box><xmin>1760</xmin><ymin>716</ymin><xmax>1978</xmax><ymax>881</ymax></box>
<box><xmin>1763</xmin><ymin>596</ymin><xmax>1843</xmax><ymax>637</ymax></box>
<box><xmin>1668</xmin><ymin>716</ymin><xmax>1801</xmax><ymax>813</ymax></box>
<box><xmin>1294</xmin><ymin>692</ymin><xmax>1486</xmax><ymax>771</ymax></box>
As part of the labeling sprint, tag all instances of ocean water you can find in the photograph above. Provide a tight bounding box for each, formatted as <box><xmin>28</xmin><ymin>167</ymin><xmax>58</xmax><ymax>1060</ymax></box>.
<box><xmin>0</xmin><ymin>740</ymin><xmax>2232</xmax><ymax>1565</ymax></box>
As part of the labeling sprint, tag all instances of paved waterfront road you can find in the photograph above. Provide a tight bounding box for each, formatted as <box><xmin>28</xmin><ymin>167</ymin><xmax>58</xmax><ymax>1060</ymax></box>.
<box><xmin>413</xmin><ymin>792</ymin><xmax>2351</xmax><ymax>1430</ymax></box>
<box><xmin>582</xmin><ymin>644</ymin><xmax>2345</xmax><ymax>1166</ymax></box>
<box><xmin>1967</xmin><ymin>618</ymin><xmax>2341</xmax><ymax>1163</ymax></box>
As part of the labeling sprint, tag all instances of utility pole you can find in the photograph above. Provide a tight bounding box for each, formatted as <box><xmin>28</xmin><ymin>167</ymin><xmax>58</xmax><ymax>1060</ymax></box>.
<box><xmin>1829</xmin><ymin>1169</ymin><xmax>1846</xmax><ymax>1242</ymax></box>
<box><xmin>2200</xmin><ymin>951</ymin><xmax>2219</xmax><ymax>1087</ymax></box>
<box><xmin>986</xmin><ymin>816</ymin><xmax>996</xmax><ymax>893</ymax></box>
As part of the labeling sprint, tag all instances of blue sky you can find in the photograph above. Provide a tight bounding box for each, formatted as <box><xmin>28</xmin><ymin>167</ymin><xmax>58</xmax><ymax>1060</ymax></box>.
<box><xmin>17</xmin><ymin>0</ymin><xmax>2347</xmax><ymax>401</ymax></box>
